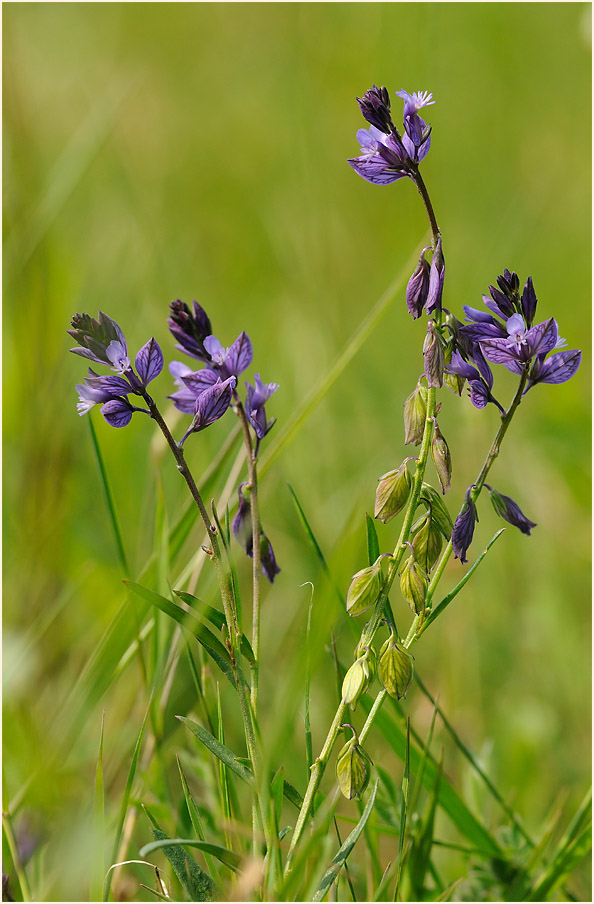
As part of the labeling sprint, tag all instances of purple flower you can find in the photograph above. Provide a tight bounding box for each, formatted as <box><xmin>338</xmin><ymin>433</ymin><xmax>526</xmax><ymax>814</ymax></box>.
<box><xmin>69</xmin><ymin>312</ymin><xmax>162</xmax><ymax>428</ymax></box>
<box><xmin>168</xmin><ymin>361</ymin><xmax>219</xmax><ymax>414</ymax></box>
<box><xmin>204</xmin><ymin>331</ymin><xmax>253</xmax><ymax>380</ymax></box>
<box><xmin>486</xmin><ymin>486</ymin><xmax>536</xmax><ymax>535</ymax></box>
<box><xmin>232</xmin><ymin>483</ymin><xmax>280</xmax><ymax>583</ymax></box>
<box><xmin>425</xmin><ymin>237</ymin><xmax>445</xmax><ymax>314</ymax></box>
<box><xmin>395</xmin><ymin>89</ymin><xmax>434</xmax><ymax>162</ymax></box>
<box><xmin>452</xmin><ymin>487</ymin><xmax>478</xmax><ymax>564</ymax></box>
<box><xmin>347</xmin><ymin>126</ymin><xmax>410</xmax><ymax>185</ymax></box>
<box><xmin>406</xmin><ymin>247</ymin><xmax>431</xmax><ymax>319</ymax></box>
<box><xmin>357</xmin><ymin>85</ymin><xmax>393</xmax><ymax>134</ymax></box>
<box><xmin>245</xmin><ymin>374</ymin><xmax>279</xmax><ymax>440</ymax></box>
<box><xmin>178</xmin><ymin>376</ymin><xmax>236</xmax><ymax>446</ymax></box>
<box><xmin>168</xmin><ymin>300</ymin><xmax>213</xmax><ymax>361</ymax></box>
<box><xmin>458</xmin><ymin>273</ymin><xmax>581</xmax><ymax>393</ymax></box>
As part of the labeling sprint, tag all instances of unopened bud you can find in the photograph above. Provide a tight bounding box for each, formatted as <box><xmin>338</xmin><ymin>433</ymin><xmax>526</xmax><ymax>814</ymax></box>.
<box><xmin>375</xmin><ymin>461</ymin><xmax>413</xmax><ymax>523</ymax></box>
<box><xmin>336</xmin><ymin>729</ymin><xmax>373</xmax><ymax>800</ymax></box>
<box><xmin>431</xmin><ymin>422</ymin><xmax>452</xmax><ymax>494</ymax></box>
<box><xmin>346</xmin><ymin>557</ymin><xmax>384</xmax><ymax>617</ymax></box>
<box><xmin>378</xmin><ymin>631</ymin><xmax>414</xmax><ymax>700</ymax></box>
<box><xmin>341</xmin><ymin>646</ymin><xmax>376</xmax><ymax>710</ymax></box>
<box><xmin>411</xmin><ymin>515</ymin><xmax>443</xmax><ymax>573</ymax></box>
<box><xmin>400</xmin><ymin>555</ymin><xmax>428</xmax><ymax>614</ymax></box>
<box><xmin>406</xmin><ymin>248</ymin><xmax>431</xmax><ymax>320</ymax></box>
<box><xmin>423</xmin><ymin>321</ymin><xmax>445</xmax><ymax>388</ymax></box>
<box><xmin>403</xmin><ymin>380</ymin><xmax>427</xmax><ymax>446</ymax></box>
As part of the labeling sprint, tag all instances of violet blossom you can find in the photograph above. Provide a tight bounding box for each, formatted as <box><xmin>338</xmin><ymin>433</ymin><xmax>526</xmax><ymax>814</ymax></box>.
<box><xmin>232</xmin><ymin>483</ymin><xmax>280</xmax><ymax>583</ymax></box>
<box><xmin>452</xmin><ymin>487</ymin><xmax>478</xmax><ymax>564</ymax></box>
<box><xmin>245</xmin><ymin>374</ymin><xmax>279</xmax><ymax>440</ymax></box>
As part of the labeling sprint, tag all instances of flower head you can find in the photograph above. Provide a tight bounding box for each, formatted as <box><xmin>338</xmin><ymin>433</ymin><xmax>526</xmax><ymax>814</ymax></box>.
<box><xmin>347</xmin><ymin>126</ymin><xmax>409</xmax><ymax>185</ymax></box>
<box><xmin>68</xmin><ymin>311</ymin><xmax>127</xmax><ymax>367</ymax></box>
<box><xmin>168</xmin><ymin>300</ymin><xmax>213</xmax><ymax>361</ymax></box>
<box><xmin>178</xmin><ymin>376</ymin><xmax>237</xmax><ymax>446</ymax></box>
<box><xmin>204</xmin><ymin>331</ymin><xmax>253</xmax><ymax>380</ymax></box>
<box><xmin>356</xmin><ymin>85</ymin><xmax>393</xmax><ymax>133</ymax></box>
<box><xmin>245</xmin><ymin>374</ymin><xmax>279</xmax><ymax>440</ymax></box>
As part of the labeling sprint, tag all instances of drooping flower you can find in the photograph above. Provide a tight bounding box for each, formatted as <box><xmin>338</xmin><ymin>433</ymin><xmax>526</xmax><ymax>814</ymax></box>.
<box><xmin>452</xmin><ymin>487</ymin><xmax>478</xmax><ymax>564</ymax></box>
<box><xmin>406</xmin><ymin>247</ymin><xmax>431</xmax><ymax>319</ymax></box>
<box><xmin>425</xmin><ymin>237</ymin><xmax>445</xmax><ymax>314</ymax></box>
<box><xmin>486</xmin><ymin>486</ymin><xmax>537</xmax><ymax>535</ymax></box>
<box><xmin>245</xmin><ymin>374</ymin><xmax>279</xmax><ymax>440</ymax></box>
<box><xmin>231</xmin><ymin>483</ymin><xmax>280</xmax><ymax>582</ymax></box>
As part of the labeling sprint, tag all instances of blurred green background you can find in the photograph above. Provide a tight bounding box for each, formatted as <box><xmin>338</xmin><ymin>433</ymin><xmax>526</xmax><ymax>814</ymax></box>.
<box><xmin>3</xmin><ymin>3</ymin><xmax>591</xmax><ymax>901</ymax></box>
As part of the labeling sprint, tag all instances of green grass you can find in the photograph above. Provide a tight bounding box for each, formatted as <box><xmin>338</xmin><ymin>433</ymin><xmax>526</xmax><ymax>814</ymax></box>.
<box><xmin>3</xmin><ymin>2</ymin><xmax>591</xmax><ymax>900</ymax></box>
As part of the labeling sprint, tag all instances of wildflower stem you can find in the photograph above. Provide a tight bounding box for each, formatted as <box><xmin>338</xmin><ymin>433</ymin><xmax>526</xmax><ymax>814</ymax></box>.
<box><xmin>411</xmin><ymin>167</ymin><xmax>440</xmax><ymax>246</ymax></box>
<box><xmin>141</xmin><ymin>392</ymin><xmax>269</xmax><ymax>848</ymax></box>
<box><xmin>234</xmin><ymin>399</ymin><xmax>262</xmax><ymax>716</ymax></box>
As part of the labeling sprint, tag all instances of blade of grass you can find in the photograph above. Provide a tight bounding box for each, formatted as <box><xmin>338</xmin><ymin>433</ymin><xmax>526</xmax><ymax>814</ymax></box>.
<box><xmin>304</xmin><ymin>583</ymin><xmax>315</xmax><ymax>773</ymax></box>
<box><xmin>104</xmin><ymin>693</ymin><xmax>153</xmax><ymax>901</ymax></box>
<box><xmin>87</xmin><ymin>416</ymin><xmax>128</xmax><ymax>575</ymax></box>
<box><xmin>393</xmin><ymin>717</ymin><xmax>411</xmax><ymax>901</ymax></box>
<box><xmin>91</xmin><ymin>713</ymin><xmax>105</xmax><ymax>903</ymax></box>
<box><xmin>366</xmin><ymin>514</ymin><xmax>380</xmax><ymax>566</ymax></box>
<box><xmin>139</xmin><ymin>838</ymin><xmax>241</xmax><ymax>873</ymax></box>
<box><xmin>406</xmin><ymin>749</ymin><xmax>443</xmax><ymax>901</ymax></box>
<box><xmin>312</xmin><ymin>781</ymin><xmax>379</xmax><ymax>902</ymax></box>
<box><xmin>177</xmin><ymin>757</ymin><xmax>222</xmax><ymax>886</ymax></box>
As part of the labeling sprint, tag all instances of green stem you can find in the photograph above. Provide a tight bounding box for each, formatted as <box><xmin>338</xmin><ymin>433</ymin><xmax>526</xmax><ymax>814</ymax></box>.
<box><xmin>411</xmin><ymin>167</ymin><xmax>440</xmax><ymax>246</ymax></box>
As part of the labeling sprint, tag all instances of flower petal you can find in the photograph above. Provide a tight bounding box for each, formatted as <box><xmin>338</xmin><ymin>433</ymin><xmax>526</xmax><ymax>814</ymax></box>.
<box><xmin>135</xmin><ymin>338</ymin><xmax>164</xmax><ymax>386</ymax></box>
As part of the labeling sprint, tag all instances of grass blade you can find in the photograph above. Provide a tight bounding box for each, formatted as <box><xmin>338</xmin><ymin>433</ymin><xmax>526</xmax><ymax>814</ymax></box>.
<box><xmin>91</xmin><ymin>713</ymin><xmax>105</xmax><ymax>902</ymax></box>
<box><xmin>394</xmin><ymin>716</ymin><xmax>411</xmax><ymax>901</ymax></box>
<box><xmin>177</xmin><ymin>757</ymin><xmax>222</xmax><ymax>886</ymax></box>
<box><xmin>87</xmin><ymin>416</ymin><xmax>128</xmax><ymax>575</ymax></box>
<box><xmin>312</xmin><ymin>780</ymin><xmax>379</xmax><ymax>902</ymax></box>
<box><xmin>140</xmin><ymin>838</ymin><xmax>241</xmax><ymax>872</ymax></box>
<box><xmin>366</xmin><ymin>514</ymin><xmax>380</xmax><ymax>566</ymax></box>
<box><xmin>104</xmin><ymin>693</ymin><xmax>153</xmax><ymax>901</ymax></box>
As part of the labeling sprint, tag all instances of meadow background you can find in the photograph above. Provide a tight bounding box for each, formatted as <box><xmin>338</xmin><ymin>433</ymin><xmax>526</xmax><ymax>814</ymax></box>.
<box><xmin>3</xmin><ymin>3</ymin><xmax>591</xmax><ymax>901</ymax></box>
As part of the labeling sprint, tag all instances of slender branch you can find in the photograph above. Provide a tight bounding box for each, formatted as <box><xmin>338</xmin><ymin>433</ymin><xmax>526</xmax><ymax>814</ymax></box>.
<box><xmin>411</xmin><ymin>167</ymin><xmax>440</xmax><ymax>246</ymax></box>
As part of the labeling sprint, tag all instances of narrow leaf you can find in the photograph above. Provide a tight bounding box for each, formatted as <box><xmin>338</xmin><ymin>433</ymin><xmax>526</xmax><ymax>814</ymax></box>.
<box><xmin>312</xmin><ymin>780</ymin><xmax>378</xmax><ymax>902</ymax></box>
<box><xmin>366</xmin><ymin>514</ymin><xmax>380</xmax><ymax>567</ymax></box>
<box><xmin>91</xmin><ymin>713</ymin><xmax>105</xmax><ymax>902</ymax></box>
<box><xmin>140</xmin><ymin>838</ymin><xmax>241</xmax><ymax>873</ymax></box>
<box><xmin>87</xmin><ymin>416</ymin><xmax>128</xmax><ymax>574</ymax></box>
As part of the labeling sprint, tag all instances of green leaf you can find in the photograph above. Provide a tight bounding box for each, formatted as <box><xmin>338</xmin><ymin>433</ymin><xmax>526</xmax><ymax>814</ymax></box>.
<box><xmin>87</xmin><ymin>417</ymin><xmax>128</xmax><ymax>574</ymax></box>
<box><xmin>140</xmin><ymin>837</ymin><xmax>241</xmax><ymax>873</ymax></box>
<box><xmin>125</xmin><ymin>582</ymin><xmax>237</xmax><ymax>688</ymax></box>
<box><xmin>312</xmin><ymin>780</ymin><xmax>379</xmax><ymax>902</ymax></box>
<box><xmin>366</xmin><ymin>514</ymin><xmax>380</xmax><ymax>567</ymax></box>
<box><xmin>406</xmin><ymin>749</ymin><xmax>443</xmax><ymax>900</ymax></box>
<box><xmin>176</xmin><ymin>757</ymin><xmax>221</xmax><ymax>885</ymax></box>
<box><xmin>174</xmin><ymin>590</ymin><xmax>255</xmax><ymax>665</ymax></box>
<box><xmin>143</xmin><ymin>829</ymin><xmax>218</xmax><ymax>901</ymax></box>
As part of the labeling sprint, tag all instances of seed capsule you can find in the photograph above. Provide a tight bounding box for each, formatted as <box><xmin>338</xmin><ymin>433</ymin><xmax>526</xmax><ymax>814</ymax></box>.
<box><xmin>341</xmin><ymin>646</ymin><xmax>376</xmax><ymax>710</ymax></box>
<box><xmin>403</xmin><ymin>381</ymin><xmax>427</xmax><ymax>446</ymax></box>
<box><xmin>411</xmin><ymin>515</ymin><xmax>443</xmax><ymax>573</ymax></box>
<box><xmin>400</xmin><ymin>556</ymin><xmax>428</xmax><ymax>614</ymax></box>
<box><xmin>378</xmin><ymin>633</ymin><xmax>414</xmax><ymax>700</ymax></box>
<box><xmin>375</xmin><ymin>461</ymin><xmax>412</xmax><ymax>523</ymax></box>
<box><xmin>336</xmin><ymin>730</ymin><xmax>373</xmax><ymax>800</ymax></box>
<box><xmin>346</xmin><ymin>557</ymin><xmax>383</xmax><ymax>617</ymax></box>
<box><xmin>431</xmin><ymin>422</ymin><xmax>452</xmax><ymax>494</ymax></box>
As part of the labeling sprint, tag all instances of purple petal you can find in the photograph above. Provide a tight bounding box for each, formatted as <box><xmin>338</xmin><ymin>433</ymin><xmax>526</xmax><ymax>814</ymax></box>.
<box><xmin>85</xmin><ymin>370</ymin><xmax>131</xmax><ymax>395</ymax></box>
<box><xmin>446</xmin><ymin>351</ymin><xmax>478</xmax><ymax>381</ymax></box>
<box><xmin>100</xmin><ymin>397</ymin><xmax>135</xmax><ymax>428</ymax></box>
<box><xmin>480</xmin><ymin>339</ymin><xmax>524</xmax><ymax>374</ymax></box>
<box><xmin>525</xmin><ymin>318</ymin><xmax>558</xmax><ymax>359</ymax></box>
<box><xmin>181</xmin><ymin>367</ymin><xmax>219</xmax><ymax>396</ymax></box>
<box><xmin>521</xmin><ymin>276</ymin><xmax>537</xmax><ymax>326</ymax></box>
<box><xmin>106</xmin><ymin>340</ymin><xmax>130</xmax><ymax>374</ymax></box>
<box><xmin>506</xmin><ymin>313</ymin><xmax>525</xmax><ymax>336</ymax></box>
<box><xmin>168</xmin><ymin>388</ymin><xmax>201</xmax><ymax>414</ymax></box>
<box><xmin>468</xmin><ymin>380</ymin><xmax>489</xmax><ymax>409</ymax></box>
<box><xmin>463</xmin><ymin>306</ymin><xmax>500</xmax><ymax>325</ymax></box>
<box><xmin>226</xmin><ymin>331</ymin><xmax>253</xmax><ymax>377</ymax></box>
<box><xmin>472</xmin><ymin>344</ymin><xmax>494</xmax><ymax>389</ymax></box>
<box><xmin>195</xmin><ymin>376</ymin><xmax>237</xmax><ymax>428</ymax></box>
<box><xmin>347</xmin><ymin>155</ymin><xmax>408</xmax><ymax>185</ymax></box>
<box><xmin>169</xmin><ymin>360</ymin><xmax>193</xmax><ymax>382</ymax></box>
<box><xmin>135</xmin><ymin>338</ymin><xmax>164</xmax><ymax>387</ymax></box>
<box><xmin>460</xmin><ymin>322</ymin><xmax>507</xmax><ymax>343</ymax></box>
<box><xmin>203</xmin><ymin>335</ymin><xmax>225</xmax><ymax>362</ymax></box>
<box><xmin>530</xmin><ymin>349</ymin><xmax>582</xmax><ymax>386</ymax></box>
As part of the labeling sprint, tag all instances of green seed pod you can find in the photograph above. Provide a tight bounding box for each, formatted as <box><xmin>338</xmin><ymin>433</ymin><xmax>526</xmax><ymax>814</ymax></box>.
<box><xmin>443</xmin><ymin>370</ymin><xmax>465</xmax><ymax>397</ymax></box>
<box><xmin>403</xmin><ymin>380</ymin><xmax>427</xmax><ymax>446</ymax></box>
<box><xmin>420</xmin><ymin>483</ymin><xmax>454</xmax><ymax>538</ymax></box>
<box><xmin>374</xmin><ymin>461</ymin><xmax>413</xmax><ymax>523</ymax></box>
<box><xmin>411</xmin><ymin>515</ymin><xmax>443</xmax><ymax>573</ymax></box>
<box><xmin>431</xmin><ymin>422</ymin><xmax>452</xmax><ymax>495</ymax></box>
<box><xmin>400</xmin><ymin>557</ymin><xmax>428</xmax><ymax>614</ymax></box>
<box><xmin>346</xmin><ymin>558</ymin><xmax>383</xmax><ymax>617</ymax></box>
<box><xmin>336</xmin><ymin>735</ymin><xmax>373</xmax><ymax>800</ymax></box>
<box><xmin>378</xmin><ymin>634</ymin><xmax>414</xmax><ymax>700</ymax></box>
<box><xmin>341</xmin><ymin>646</ymin><xmax>376</xmax><ymax>710</ymax></box>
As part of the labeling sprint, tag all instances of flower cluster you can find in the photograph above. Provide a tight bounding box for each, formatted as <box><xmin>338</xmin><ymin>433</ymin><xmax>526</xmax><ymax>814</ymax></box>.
<box><xmin>69</xmin><ymin>311</ymin><xmax>164</xmax><ymax>427</ymax></box>
<box><xmin>347</xmin><ymin>86</ymin><xmax>434</xmax><ymax>185</ymax></box>
<box><xmin>447</xmin><ymin>270</ymin><xmax>582</xmax><ymax>413</ymax></box>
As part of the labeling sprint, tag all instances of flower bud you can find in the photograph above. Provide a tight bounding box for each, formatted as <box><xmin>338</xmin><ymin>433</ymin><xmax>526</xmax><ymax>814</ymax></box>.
<box><xmin>399</xmin><ymin>556</ymin><xmax>428</xmax><ymax>614</ymax></box>
<box><xmin>423</xmin><ymin>321</ymin><xmax>445</xmax><ymax>388</ymax></box>
<box><xmin>378</xmin><ymin>633</ymin><xmax>414</xmax><ymax>700</ymax></box>
<box><xmin>487</xmin><ymin>485</ymin><xmax>537</xmax><ymax>535</ymax></box>
<box><xmin>406</xmin><ymin>248</ymin><xmax>431</xmax><ymax>320</ymax></box>
<box><xmin>403</xmin><ymin>380</ymin><xmax>427</xmax><ymax>446</ymax></box>
<box><xmin>336</xmin><ymin>732</ymin><xmax>373</xmax><ymax>800</ymax></box>
<box><xmin>374</xmin><ymin>461</ymin><xmax>412</xmax><ymax>523</ymax></box>
<box><xmin>411</xmin><ymin>514</ymin><xmax>443</xmax><ymax>573</ymax></box>
<box><xmin>346</xmin><ymin>558</ymin><xmax>383</xmax><ymax>617</ymax></box>
<box><xmin>431</xmin><ymin>422</ymin><xmax>452</xmax><ymax>494</ymax></box>
<box><xmin>341</xmin><ymin>646</ymin><xmax>376</xmax><ymax>710</ymax></box>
